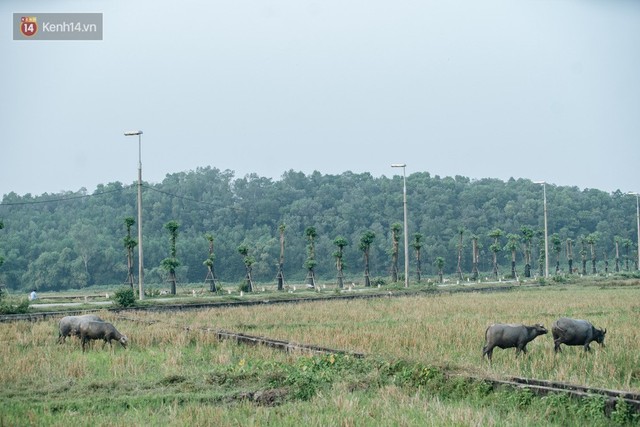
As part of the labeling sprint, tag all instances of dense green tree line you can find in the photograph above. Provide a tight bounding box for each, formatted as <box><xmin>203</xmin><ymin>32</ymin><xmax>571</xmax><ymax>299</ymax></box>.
<box><xmin>0</xmin><ymin>167</ymin><xmax>637</xmax><ymax>292</ymax></box>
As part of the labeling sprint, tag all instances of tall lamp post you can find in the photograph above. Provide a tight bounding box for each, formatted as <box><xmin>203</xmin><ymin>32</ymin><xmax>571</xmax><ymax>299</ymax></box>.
<box><xmin>628</xmin><ymin>192</ymin><xmax>640</xmax><ymax>271</ymax></box>
<box><xmin>124</xmin><ymin>130</ymin><xmax>145</xmax><ymax>300</ymax></box>
<box><xmin>391</xmin><ymin>164</ymin><xmax>409</xmax><ymax>288</ymax></box>
<box><xmin>534</xmin><ymin>181</ymin><xmax>549</xmax><ymax>278</ymax></box>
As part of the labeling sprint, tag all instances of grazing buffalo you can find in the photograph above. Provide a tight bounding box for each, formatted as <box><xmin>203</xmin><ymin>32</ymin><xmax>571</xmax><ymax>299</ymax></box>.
<box><xmin>58</xmin><ymin>314</ymin><xmax>104</xmax><ymax>343</ymax></box>
<box><xmin>79</xmin><ymin>321</ymin><xmax>128</xmax><ymax>352</ymax></box>
<box><xmin>482</xmin><ymin>323</ymin><xmax>548</xmax><ymax>361</ymax></box>
<box><xmin>552</xmin><ymin>317</ymin><xmax>606</xmax><ymax>353</ymax></box>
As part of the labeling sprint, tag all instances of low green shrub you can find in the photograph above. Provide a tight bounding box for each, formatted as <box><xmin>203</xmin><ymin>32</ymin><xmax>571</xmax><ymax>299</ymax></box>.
<box><xmin>611</xmin><ymin>398</ymin><xmax>639</xmax><ymax>425</ymax></box>
<box><xmin>552</xmin><ymin>275</ymin><xmax>567</xmax><ymax>284</ymax></box>
<box><xmin>144</xmin><ymin>287</ymin><xmax>162</xmax><ymax>297</ymax></box>
<box><xmin>371</xmin><ymin>277</ymin><xmax>387</xmax><ymax>286</ymax></box>
<box><xmin>113</xmin><ymin>287</ymin><xmax>136</xmax><ymax>308</ymax></box>
<box><xmin>0</xmin><ymin>297</ymin><xmax>29</xmax><ymax>314</ymax></box>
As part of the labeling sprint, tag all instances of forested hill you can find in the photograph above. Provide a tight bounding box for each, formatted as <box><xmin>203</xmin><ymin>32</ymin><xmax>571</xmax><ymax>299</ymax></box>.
<box><xmin>0</xmin><ymin>167</ymin><xmax>637</xmax><ymax>291</ymax></box>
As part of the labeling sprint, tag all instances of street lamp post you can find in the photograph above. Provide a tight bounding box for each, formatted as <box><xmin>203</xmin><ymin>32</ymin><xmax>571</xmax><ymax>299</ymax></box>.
<box><xmin>125</xmin><ymin>130</ymin><xmax>145</xmax><ymax>300</ymax></box>
<box><xmin>391</xmin><ymin>164</ymin><xmax>409</xmax><ymax>288</ymax></box>
<box><xmin>628</xmin><ymin>192</ymin><xmax>640</xmax><ymax>271</ymax></box>
<box><xmin>534</xmin><ymin>181</ymin><xmax>549</xmax><ymax>278</ymax></box>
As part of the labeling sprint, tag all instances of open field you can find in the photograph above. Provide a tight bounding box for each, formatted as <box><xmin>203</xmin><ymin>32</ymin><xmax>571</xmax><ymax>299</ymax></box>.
<box><xmin>1</xmin><ymin>282</ymin><xmax>639</xmax><ymax>426</ymax></box>
<box><xmin>144</xmin><ymin>282</ymin><xmax>640</xmax><ymax>392</ymax></box>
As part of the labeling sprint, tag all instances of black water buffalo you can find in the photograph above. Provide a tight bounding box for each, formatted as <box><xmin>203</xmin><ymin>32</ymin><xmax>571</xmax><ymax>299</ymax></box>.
<box><xmin>482</xmin><ymin>323</ymin><xmax>548</xmax><ymax>361</ymax></box>
<box><xmin>79</xmin><ymin>321</ymin><xmax>128</xmax><ymax>352</ymax></box>
<box><xmin>552</xmin><ymin>317</ymin><xmax>606</xmax><ymax>353</ymax></box>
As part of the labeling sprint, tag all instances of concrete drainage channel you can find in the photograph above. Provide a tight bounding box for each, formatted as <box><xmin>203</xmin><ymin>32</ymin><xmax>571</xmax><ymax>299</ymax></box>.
<box><xmin>112</xmin><ymin>313</ymin><xmax>366</xmax><ymax>358</ymax></box>
<box><xmin>217</xmin><ymin>330</ymin><xmax>640</xmax><ymax>415</ymax></box>
<box><xmin>214</xmin><ymin>328</ymin><xmax>640</xmax><ymax>415</ymax></box>
<box><xmin>213</xmin><ymin>329</ymin><xmax>366</xmax><ymax>358</ymax></box>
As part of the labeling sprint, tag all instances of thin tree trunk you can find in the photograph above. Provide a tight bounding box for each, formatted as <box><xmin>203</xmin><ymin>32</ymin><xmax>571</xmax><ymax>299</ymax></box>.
<box><xmin>539</xmin><ymin>251</ymin><xmax>544</xmax><ymax>277</ymax></box>
<box><xmin>206</xmin><ymin>239</ymin><xmax>217</xmax><ymax>292</ymax></box>
<box><xmin>457</xmin><ymin>233</ymin><xmax>464</xmax><ymax>280</ymax></box>
<box><xmin>391</xmin><ymin>238</ymin><xmax>399</xmax><ymax>283</ymax></box>
<box><xmin>245</xmin><ymin>267</ymin><xmax>254</xmax><ymax>292</ymax></box>
<box><xmin>364</xmin><ymin>253</ymin><xmax>371</xmax><ymax>287</ymax></box>
<box><xmin>169</xmin><ymin>270</ymin><xmax>177</xmax><ymax>295</ymax></box>
<box><xmin>276</xmin><ymin>263</ymin><xmax>284</xmax><ymax>291</ymax></box>
<box><xmin>206</xmin><ymin>266</ymin><xmax>216</xmax><ymax>292</ymax></box>
<box><xmin>625</xmin><ymin>246</ymin><xmax>630</xmax><ymax>271</ymax></box>
<box><xmin>277</xmin><ymin>228</ymin><xmax>285</xmax><ymax>290</ymax></box>
<box><xmin>524</xmin><ymin>242</ymin><xmax>531</xmax><ymax>278</ymax></box>
<box><xmin>126</xmin><ymin>246</ymin><xmax>134</xmax><ymax>288</ymax></box>
<box><xmin>566</xmin><ymin>240</ymin><xmax>573</xmax><ymax>274</ymax></box>
<box><xmin>471</xmin><ymin>238</ymin><xmax>479</xmax><ymax>280</ymax></box>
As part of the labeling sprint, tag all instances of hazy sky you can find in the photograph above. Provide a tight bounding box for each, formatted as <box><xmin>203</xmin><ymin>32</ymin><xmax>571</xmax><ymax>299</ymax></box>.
<box><xmin>2</xmin><ymin>0</ymin><xmax>639</xmax><ymax>197</ymax></box>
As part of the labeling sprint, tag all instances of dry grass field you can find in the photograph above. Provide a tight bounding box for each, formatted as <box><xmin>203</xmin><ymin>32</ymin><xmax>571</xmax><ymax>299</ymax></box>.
<box><xmin>153</xmin><ymin>283</ymin><xmax>640</xmax><ymax>392</ymax></box>
<box><xmin>1</xmin><ymin>281</ymin><xmax>638</xmax><ymax>426</ymax></box>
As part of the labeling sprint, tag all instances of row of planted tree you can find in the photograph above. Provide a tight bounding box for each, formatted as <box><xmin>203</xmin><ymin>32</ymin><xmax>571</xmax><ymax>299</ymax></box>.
<box><xmin>0</xmin><ymin>168</ymin><xmax>638</xmax><ymax>291</ymax></box>
<box><xmin>122</xmin><ymin>215</ymin><xmax>638</xmax><ymax>295</ymax></box>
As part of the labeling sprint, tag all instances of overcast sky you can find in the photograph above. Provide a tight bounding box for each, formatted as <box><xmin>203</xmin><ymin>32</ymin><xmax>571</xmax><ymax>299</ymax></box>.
<box><xmin>2</xmin><ymin>0</ymin><xmax>639</xmax><ymax>197</ymax></box>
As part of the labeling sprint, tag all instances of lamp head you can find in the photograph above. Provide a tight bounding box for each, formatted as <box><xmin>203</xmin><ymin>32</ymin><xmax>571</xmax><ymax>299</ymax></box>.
<box><xmin>124</xmin><ymin>130</ymin><xmax>143</xmax><ymax>136</ymax></box>
<box><xmin>391</xmin><ymin>164</ymin><xmax>406</xmax><ymax>168</ymax></box>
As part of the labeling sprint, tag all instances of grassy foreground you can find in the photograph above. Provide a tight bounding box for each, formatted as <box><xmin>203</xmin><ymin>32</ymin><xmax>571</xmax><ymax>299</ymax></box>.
<box><xmin>1</xmin><ymin>283</ymin><xmax>639</xmax><ymax>426</ymax></box>
<box><xmin>150</xmin><ymin>282</ymin><xmax>640</xmax><ymax>392</ymax></box>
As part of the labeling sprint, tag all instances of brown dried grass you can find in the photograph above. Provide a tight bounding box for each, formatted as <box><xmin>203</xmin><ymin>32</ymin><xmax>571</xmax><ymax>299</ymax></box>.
<box><xmin>135</xmin><ymin>286</ymin><xmax>639</xmax><ymax>392</ymax></box>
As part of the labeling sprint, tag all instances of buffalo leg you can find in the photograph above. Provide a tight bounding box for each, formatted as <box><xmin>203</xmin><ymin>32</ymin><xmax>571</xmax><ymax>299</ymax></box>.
<box><xmin>552</xmin><ymin>339</ymin><xmax>560</xmax><ymax>353</ymax></box>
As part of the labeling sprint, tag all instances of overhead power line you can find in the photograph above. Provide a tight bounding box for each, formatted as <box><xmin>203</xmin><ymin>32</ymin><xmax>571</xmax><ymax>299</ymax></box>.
<box><xmin>0</xmin><ymin>187</ymin><xmax>130</xmax><ymax>206</ymax></box>
<box><xmin>0</xmin><ymin>184</ymin><xmax>219</xmax><ymax>209</ymax></box>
